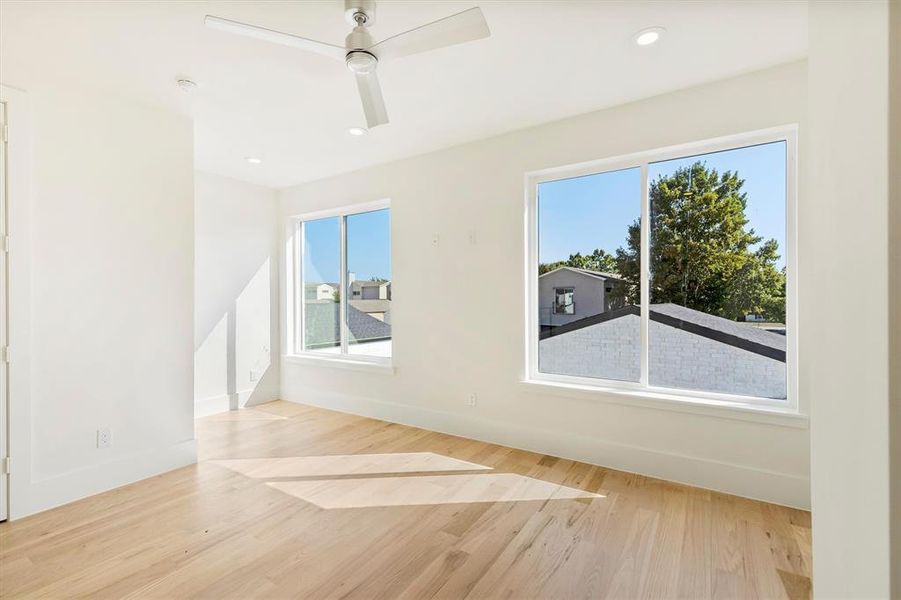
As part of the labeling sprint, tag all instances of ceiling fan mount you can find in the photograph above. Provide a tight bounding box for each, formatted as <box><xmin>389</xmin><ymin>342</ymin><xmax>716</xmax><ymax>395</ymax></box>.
<box><xmin>205</xmin><ymin>0</ymin><xmax>490</xmax><ymax>129</ymax></box>
<box><xmin>344</xmin><ymin>0</ymin><xmax>376</xmax><ymax>27</ymax></box>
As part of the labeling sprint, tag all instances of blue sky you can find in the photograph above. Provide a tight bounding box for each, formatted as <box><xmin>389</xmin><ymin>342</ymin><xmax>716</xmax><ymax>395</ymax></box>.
<box><xmin>303</xmin><ymin>142</ymin><xmax>786</xmax><ymax>284</ymax></box>
<box><xmin>303</xmin><ymin>208</ymin><xmax>391</xmax><ymax>284</ymax></box>
<box><xmin>539</xmin><ymin>141</ymin><xmax>787</xmax><ymax>269</ymax></box>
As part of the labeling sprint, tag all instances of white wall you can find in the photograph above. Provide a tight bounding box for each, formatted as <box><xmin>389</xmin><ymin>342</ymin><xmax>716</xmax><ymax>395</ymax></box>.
<box><xmin>807</xmin><ymin>1</ymin><xmax>895</xmax><ymax>597</ymax></box>
<box><xmin>195</xmin><ymin>172</ymin><xmax>279</xmax><ymax>417</ymax></box>
<box><xmin>1</xmin><ymin>83</ymin><xmax>195</xmax><ymax>518</ymax></box>
<box><xmin>279</xmin><ymin>62</ymin><xmax>811</xmax><ymax>508</ymax></box>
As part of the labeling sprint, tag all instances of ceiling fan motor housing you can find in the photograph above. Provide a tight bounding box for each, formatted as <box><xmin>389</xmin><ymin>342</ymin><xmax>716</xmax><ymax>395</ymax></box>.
<box><xmin>345</xmin><ymin>23</ymin><xmax>376</xmax><ymax>73</ymax></box>
<box><xmin>345</xmin><ymin>25</ymin><xmax>374</xmax><ymax>52</ymax></box>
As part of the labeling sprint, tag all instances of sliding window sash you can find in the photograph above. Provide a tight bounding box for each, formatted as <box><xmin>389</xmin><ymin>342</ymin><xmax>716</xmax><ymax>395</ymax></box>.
<box><xmin>339</xmin><ymin>215</ymin><xmax>348</xmax><ymax>354</ymax></box>
<box><xmin>639</xmin><ymin>163</ymin><xmax>650</xmax><ymax>387</ymax></box>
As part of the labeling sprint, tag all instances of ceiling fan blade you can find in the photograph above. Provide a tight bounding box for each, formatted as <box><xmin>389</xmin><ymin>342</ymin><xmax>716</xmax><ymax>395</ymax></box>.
<box><xmin>205</xmin><ymin>15</ymin><xmax>346</xmax><ymax>61</ymax></box>
<box><xmin>354</xmin><ymin>69</ymin><xmax>389</xmax><ymax>128</ymax></box>
<box><xmin>370</xmin><ymin>7</ymin><xmax>490</xmax><ymax>61</ymax></box>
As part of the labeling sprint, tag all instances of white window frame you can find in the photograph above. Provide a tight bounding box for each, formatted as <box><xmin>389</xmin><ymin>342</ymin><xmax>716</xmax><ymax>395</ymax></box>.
<box><xmin>524</xmin><ymin>126</ymin><xmax>800</xmax><ymax>415</ymax></box>
<box><xmin>286</xmin><ymin>198</ymin><xmax>392</xmax><ymax>368</ymax></box>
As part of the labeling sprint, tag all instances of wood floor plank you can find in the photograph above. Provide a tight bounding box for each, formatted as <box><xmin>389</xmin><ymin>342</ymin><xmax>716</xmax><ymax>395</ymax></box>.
<box><xmin>0</xmin><ymin>401</ymin><xmax>811</xmax><ymax>599</ymax></box>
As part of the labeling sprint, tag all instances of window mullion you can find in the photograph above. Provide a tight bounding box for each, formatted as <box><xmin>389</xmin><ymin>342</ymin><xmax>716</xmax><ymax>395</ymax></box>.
<box><xmin>640</xmin><ymin>162</ymin><xmax>650</xmax><ymax>387</ymax></box>
<box><xmin>296</xmin><ymin>220</ymin><xmax>304</xmax><ymax>354</ymax></box>
<box><xmin>339</xmin><ymin>215</ymin><xmax>348</xmax><ymax>355</ymax></box>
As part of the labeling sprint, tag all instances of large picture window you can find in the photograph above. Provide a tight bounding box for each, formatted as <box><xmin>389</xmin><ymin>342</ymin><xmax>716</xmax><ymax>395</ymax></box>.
<box><xmin>292</xmin><ymin>201</ymin><xmax>392</xmax><ymax>363</ymax></box>
<box><xmin>528</xmin><ymin>128</ymin><xmax>796</xmax><ymax>407</ymax></box>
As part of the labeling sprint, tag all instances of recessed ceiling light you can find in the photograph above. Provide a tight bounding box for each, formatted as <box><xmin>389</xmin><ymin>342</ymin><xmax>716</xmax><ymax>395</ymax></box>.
<box><xmin>245</xmin><ymin>157</ymin><xmax>262</xmax><ymax>164</ymax></box>
<box><xmin>348</xmin><ymin>127</ymin><xmax>368</xmax><ymax>136</ymax></box>
<box><xmin>634</xmin><ymin>26</ymin><xmax>665</xmax><ymax>46</ymax></box>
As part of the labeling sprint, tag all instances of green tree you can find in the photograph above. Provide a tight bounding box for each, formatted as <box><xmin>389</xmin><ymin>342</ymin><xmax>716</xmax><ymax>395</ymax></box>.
<box><xmin>539</xmin><ymin>248</ymin><xmax>617</xmax><ymax>275</ymax></box>
<box><xmin>615</xmin><ymin>161</ymin><xmax>785</xmax><ymax>321</ymax></box>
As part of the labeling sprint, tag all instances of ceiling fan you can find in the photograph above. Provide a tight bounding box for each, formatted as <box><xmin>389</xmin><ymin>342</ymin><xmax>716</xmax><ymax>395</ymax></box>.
<box><xmin>205</xmin><ymin>1</ymin><xmax>490</xmax><ymax>129</ymax></box>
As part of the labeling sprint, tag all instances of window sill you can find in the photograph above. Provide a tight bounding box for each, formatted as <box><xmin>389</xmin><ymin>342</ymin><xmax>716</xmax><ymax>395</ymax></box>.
<box><xmin>283</xmin><ymin>353</ymin><xmax>395</xmax><ymax>375</ymax></box>
<box><xmin>519</xmin><ymin>378</ymin><xmax>808</xmax><ymax>429</ymax></box>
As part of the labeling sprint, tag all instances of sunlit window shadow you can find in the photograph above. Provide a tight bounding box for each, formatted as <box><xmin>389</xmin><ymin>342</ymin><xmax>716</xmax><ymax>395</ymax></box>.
<box><xmin>210</xmin><ymin>452</ymin><xmax>491</xmax><ymax>479</ymax></box>
<box><xmin>266</xmin><ymin>472</ymin><xmax>604</xmax><ymax>509</ymax></box>
<box><xmin>195</xmin><ymin>257</ymin><xmax>276</xmax><ymax>417</ymax></box>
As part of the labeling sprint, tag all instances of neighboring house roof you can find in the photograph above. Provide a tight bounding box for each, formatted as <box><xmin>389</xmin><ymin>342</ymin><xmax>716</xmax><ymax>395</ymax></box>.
<box><xmin>539</xmin><ymin>266</ymin><xmax>627</xmax><ymax>282</ymax></box>
<box><xmin>351</xmin><ymin>279</ymin><xmax>389</xmax><ymax>288</ymax></box>
<box><xmin>305</xmin><ymin>282</ymin><xmax>338</xmax><ymax>289</ymax></box>
<box><xmin>651</xmin><ymin>303</ymin><xmax>786</xmax><ymax>352</ymax></box>
<box><xmin>349</xmin><ymin>299</ymin><xmax>391</xmax><ymax>314</ymax></box>
<box><xmin>540</xmin><ymin>303</ymin><xmax>786</xmax><ymax>362</ymax></box>
<box><xmin>304</xmin><ymin>301</ymin><xmax>391</xmax><ymax>347</ymax></box>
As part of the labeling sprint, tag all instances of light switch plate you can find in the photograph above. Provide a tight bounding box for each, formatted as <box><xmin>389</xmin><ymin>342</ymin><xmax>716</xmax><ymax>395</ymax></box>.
<box><xmin>97</xmin><ymin>428</ymin><xmax>112</xmax><ymax>449</ymax></box>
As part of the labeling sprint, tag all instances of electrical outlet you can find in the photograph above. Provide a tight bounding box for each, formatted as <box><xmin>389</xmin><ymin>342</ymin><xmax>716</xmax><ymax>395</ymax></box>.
<box><xmin>250</xmin><ymin>369</ymin><xmax>261</xmax><ymax>382</ymax></box>
<box><xmin>96</xmin><ymin>428</ymin><xmax>112</xmax><ymax>449</ymax></box>
<box><xmin>466</xmin><ymin>393</ymin><xmax>478</xmax><ymax>407</ymax></box>
<box><xmin>432</xmin><ymin>233</ymin><xmax>440</xmax><ymax>247</ymax></box>
<box><xmin>468</xmin><ymin>230</ymin><xmax>477</xmax><ymax>245</ymax></box>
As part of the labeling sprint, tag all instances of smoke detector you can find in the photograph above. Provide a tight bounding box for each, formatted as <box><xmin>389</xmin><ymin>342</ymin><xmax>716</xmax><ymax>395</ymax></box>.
<box><xmin>176</xmin><ymin>78</ymin><xmax>198</xmax><ymax>92</ymax></box>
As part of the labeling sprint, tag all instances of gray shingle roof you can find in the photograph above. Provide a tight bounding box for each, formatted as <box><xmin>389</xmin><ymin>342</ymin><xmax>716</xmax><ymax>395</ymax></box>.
<box><xmin>349</xmin><ymin>299</ymin><xmax>391</xmax><ymax>314</ymax></box>
<box><xmin>651</xmin><ymin>303</ymin><xmax>786</xmax><ymax>352</ymax></box>
<box><xmin>539</xmin><ymin>266</ymin><xmax>627</xmax><ymax>282</ymax></box>
<box><xmin>304</xmin><ymin>302</ymin><xmax>391</xmax><ymax>348</ymax></box>
<box><xmin>570</xmin><ymin>267</ymin><xmax>626</xmax><ymax>281</ymax></box>
<box><xmin>539</xmin><ymin>303</ymin><xmax>786</xmax><ymax>361</ymax></box>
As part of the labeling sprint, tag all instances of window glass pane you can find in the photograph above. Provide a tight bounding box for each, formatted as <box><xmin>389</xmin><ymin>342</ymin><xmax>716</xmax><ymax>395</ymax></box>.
<box><xmin>537</xmin><ymin>167</ymin><xmax>641</xmax><ymax>382</ymax></box>
<box><xmin>302</xmin><ymin>216</ymin><xmax>340</xmax><ymax>354</ymax></box>
<box><xmin>554</xmin><ymin>288</ymin><xmax>574</xmax><ymax>314</ymax></box>
<box><xmin>648</xmin><ymin>141</ymin><xmax>787</xmax><ymax>399</ymax></box>
<box><xmin>346</xmin><ymin>208</ymin><xmax>392</xmax><ymax>357</ymax></box>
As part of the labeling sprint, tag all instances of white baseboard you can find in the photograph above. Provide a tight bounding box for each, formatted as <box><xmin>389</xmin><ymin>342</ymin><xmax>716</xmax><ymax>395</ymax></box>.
<box><xmin>194</xmin><ymin>387</ymin><xmax>279</xmax><ymax>418</ymax></box>
<box><xmin>11</xmin><ymin>439</ymin><xmax>197</xmax><ymax>520</ymax></box>
<box><xmin>239</xmin><ymin>385</ymin><xmax>280</xmax><ymax>408</ymax></box>
<box><xmin>194</xmin><ymin>394</ymin><xmax>231</xmax><ymax>417</ymax></box>
<box><xmin>282</xmin><ymin>390</ymin><xmax>810</xmax><ymax>509</ymax></box>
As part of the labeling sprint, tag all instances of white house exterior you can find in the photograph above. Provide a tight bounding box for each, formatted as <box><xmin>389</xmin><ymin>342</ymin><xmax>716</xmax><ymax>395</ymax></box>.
<box><xmin>305</xmin><ymin>282</ymin><xmax>337</xmax><ymax>300</ymax></box>
<box><xmin>350</xmin><ymin>279</ymin><xmax>391</xmax><ymax>300</ymax></box>
<box><xmin>538</xmin><ymin>267</ymin><xmax>625</xmax><ymax>328</ymax></box>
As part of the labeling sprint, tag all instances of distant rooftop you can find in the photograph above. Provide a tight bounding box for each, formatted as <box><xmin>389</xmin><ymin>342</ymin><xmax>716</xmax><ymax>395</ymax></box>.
<box><xmin>541</xmin><ymin>303</ymin><xmax>786</xmax><ymax>362</ymax></box>
<box><xmin>539</xmin><ymin>266</ymin><xmax>627</xmax><ymax>282</ymax></box>
<box><xmin>304</xmin><ymin>302</ymin><xmax>391</xmax><ymax>348</ymax></box>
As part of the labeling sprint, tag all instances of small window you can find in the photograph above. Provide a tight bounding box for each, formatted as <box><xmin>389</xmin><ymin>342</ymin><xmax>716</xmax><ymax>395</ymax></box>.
<box><xmin>293</xmin><ymin>202</ymin><xmax>392</xmax><ymax>362</ymax></box>
<box><xmin>554</xmin><ymin>288</ymin><xmax>574</xmax><ymax>314</ymax></box>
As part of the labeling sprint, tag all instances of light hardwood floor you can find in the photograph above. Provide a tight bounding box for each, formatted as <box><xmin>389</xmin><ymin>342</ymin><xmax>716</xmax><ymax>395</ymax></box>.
<box><xmin>0</xmin><ymin>401</ymin><xmax>811</xmax><ymax>599</ymax></box>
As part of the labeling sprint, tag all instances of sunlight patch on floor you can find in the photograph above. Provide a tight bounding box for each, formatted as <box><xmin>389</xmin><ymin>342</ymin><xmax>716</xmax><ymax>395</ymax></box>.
<box><xmin>210</xmin><ymin>452</ymin><xmax>492</xmax><ymax>478</ymax></box>
<box><xmin>266</xmin><ymin>472</ymin><xmax>603</xmax><ymax>509</ymax></box>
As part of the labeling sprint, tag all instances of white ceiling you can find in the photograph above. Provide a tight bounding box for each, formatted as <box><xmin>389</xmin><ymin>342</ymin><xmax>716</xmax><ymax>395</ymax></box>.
<box><xmin>1</xmin><ymin>1</ymin><xmax>807</xmax><ymax>189</ymax></box>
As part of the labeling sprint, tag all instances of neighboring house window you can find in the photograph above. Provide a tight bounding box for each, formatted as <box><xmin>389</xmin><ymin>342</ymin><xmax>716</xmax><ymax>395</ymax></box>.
<box><xmin>528</xmin><ymin>128</ymin><xmax>797</xmax><ymax>408</ymax></box>
<box><xmin>292</xmin><ymin>201</ymin><xmax>392</xmax><ymax>362</ymax></box>
<box><xmin>554</xmin><ymin>288</ymin><xmax>574</xmax><ymax>314</ymax></box>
